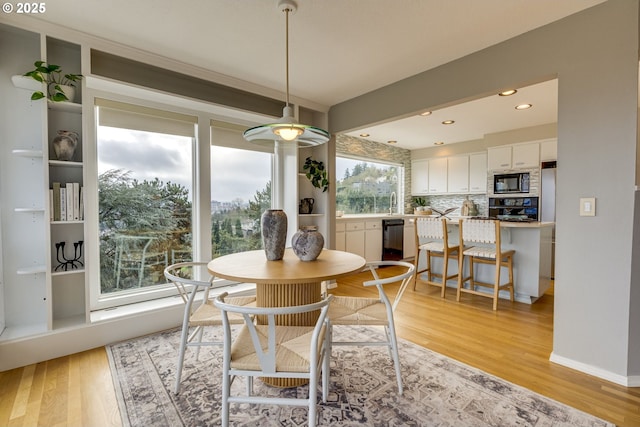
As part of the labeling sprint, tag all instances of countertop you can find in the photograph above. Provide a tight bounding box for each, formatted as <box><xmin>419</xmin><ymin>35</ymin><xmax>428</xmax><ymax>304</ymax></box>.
<box><xmin>335</xmin><ymin>214</ymin><xmax>554</xmax><ymax>228</ymax></box>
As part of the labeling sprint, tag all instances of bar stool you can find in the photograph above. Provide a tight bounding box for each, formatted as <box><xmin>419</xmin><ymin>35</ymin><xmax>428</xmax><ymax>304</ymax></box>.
<box><xmin>457</xmin><ymin>219</ymin><xmax>514</xmax><ymax>310</ymax></box>
<box><xmin>413</xmin><ymin>217</ymin><xmax>460</xmax><ymax>297</ymax></box>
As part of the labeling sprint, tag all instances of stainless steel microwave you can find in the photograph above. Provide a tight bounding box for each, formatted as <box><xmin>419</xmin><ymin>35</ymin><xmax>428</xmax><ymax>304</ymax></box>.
<box><xmin>493</xmin><ymin>172</ymin><xmax>530</xmax><ymax>194</ymax></box>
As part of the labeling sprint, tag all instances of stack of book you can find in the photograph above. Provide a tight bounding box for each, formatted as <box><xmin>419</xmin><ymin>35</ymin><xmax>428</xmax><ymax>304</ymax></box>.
<box><xmin>50</xmin><ymin>182</ymin><xmax>84</xmax><ymax>222</ymax></box>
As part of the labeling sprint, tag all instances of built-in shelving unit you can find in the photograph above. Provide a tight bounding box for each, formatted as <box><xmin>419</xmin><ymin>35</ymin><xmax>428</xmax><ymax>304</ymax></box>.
<box><xmin>0</xmin><ymin>25</ymin><xmax>87</xmax><ymax>341</ymax></box>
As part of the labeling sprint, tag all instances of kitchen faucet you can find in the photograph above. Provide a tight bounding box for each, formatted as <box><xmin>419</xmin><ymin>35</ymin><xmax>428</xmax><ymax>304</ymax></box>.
<box><xmin>389</xmin><ymin>191</ymin><xmax>396</xmax><ymax>214</ymax></box>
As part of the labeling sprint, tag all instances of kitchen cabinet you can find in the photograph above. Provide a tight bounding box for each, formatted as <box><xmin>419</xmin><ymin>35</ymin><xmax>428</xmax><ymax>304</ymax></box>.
<box><xmin>428</xmin><ymin>158</ymin><xmax>447</xmax><ymax>193</ymax></box>
<box><xmin>512</xmin><ymin>143</ymin><xmax>540</xmax><ymax>168</ymax></box>
<box><xmin>411</xmin><ymin>159</ymin><xmax>429</xmax><ymax>195</ymax></box>
<box><xmin>488</xmin><ymin>143</ymin><xmax>540</xmax><ymax>170</ymax></box>
<box><xmin>335</xmin><ymin>222</ymin><xmax>346</xmax><ymax>251</ymax></box>
<box><xmin>487</xmin><ymin>146</ymin><xmax>512</xmax><ymax>170</ymax></box>
<box><xmin>447</xmin><ymin>155</ymin><xmax>469</xmax><ymax>193</ymax></box>
<box><xmin>540</xmin><ymin>139</ymin><xmax>557</xmax><ymax>161</ymax></box>
<box><xmin>364</xmin><ymin>221</ymin><xmax>382</xmax><ymax>262</ymax></box>
<box><xmin>469</xmin><ymin>152</ymin><xmax>487</xmax><ymax>193</ymax></box>
<box><xmin>403</xmin><ymin>220</ymin><xmax>416</xmax><ymax>259</ymax></box>
<box><xmin>344</xmin><ymin>221</ymin><xmax>365</xmax><ymax>259</ymax></box>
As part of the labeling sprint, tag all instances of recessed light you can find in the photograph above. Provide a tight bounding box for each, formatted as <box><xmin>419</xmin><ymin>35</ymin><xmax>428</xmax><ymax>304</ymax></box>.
<box><xmin>434</xmin><ymin>141</ymin><xmax>444</xmax><ymax>146</ymax></box>
<box><xmin>442</xmin><ymin>120</ymin><xmax>455</xmax><ymax>125</ymax></box>
<box><xmin>359</xmin><ymin>133</ymin><xmax>370</xmax><ymax>137</ymax></box>
<box><xmin>499</xmin><ymin>89</ymin><xmax>518</xmax><ymax>96</ymax></box>
<box><xmin>420</xmin><ymin>111</ymin><xmax>432</xmax><ymax>116</ymax></box>
<box><xmin>515</xmin><ymin>103</ymin><xmax>532</xmax><ymax>110</ymax></box>
<box><xmin>387</xmin><ymin>140</ymin><xmax>397</xmax><ymax>144</ymax></box>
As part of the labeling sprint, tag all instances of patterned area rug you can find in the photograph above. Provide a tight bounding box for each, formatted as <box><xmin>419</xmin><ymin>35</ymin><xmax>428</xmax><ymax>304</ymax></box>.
<box><xmin>107</xmin><ymin>326</ymin><xmax>614</xmax><ymax>427</ymax></box>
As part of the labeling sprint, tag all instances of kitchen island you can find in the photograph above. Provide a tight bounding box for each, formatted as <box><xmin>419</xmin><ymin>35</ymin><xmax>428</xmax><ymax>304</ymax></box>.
<box><xmin>336</xmin><ymin>214</ymin><xmax>553</xmax><ymax>304</ymax></box>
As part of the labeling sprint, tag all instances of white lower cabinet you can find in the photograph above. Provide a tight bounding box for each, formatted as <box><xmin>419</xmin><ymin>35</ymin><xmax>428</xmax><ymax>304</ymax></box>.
<box><xmin>337</xmin><ymin>220</ymin><xmax>382</xmax><ymax>262</ymax></box>
<box><xmin>344</xmin><ymin>222</ymin><xmax>365</xmax><ymax>259</ymax></box>
<box><xmin>403</xmin><ymin>220</ymin><xmax>416</xmax><ymax>259</ymax></box>
<box><xmin>335</xmin><ymin>222</ymin><xmax>346</xmax><ymax>251</ymax></box>
<box><xmin>364</xmin><ymin>221</ymin><xmax>382</xmax><ymax>262</ymax></box>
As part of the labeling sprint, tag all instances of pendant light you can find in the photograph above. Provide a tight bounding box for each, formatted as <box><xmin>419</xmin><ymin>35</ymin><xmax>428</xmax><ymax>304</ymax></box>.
<box><xmin>243</xmin><ymin>0</ymin><xmax>330</xmax><ymax>147</ymax></box>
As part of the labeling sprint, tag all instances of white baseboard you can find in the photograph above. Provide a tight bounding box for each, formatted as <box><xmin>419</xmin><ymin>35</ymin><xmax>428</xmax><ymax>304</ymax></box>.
<box><xmin>550</xmin><ymin>351</ymin><xmax>640</xmax><ymax>387</ymax></box>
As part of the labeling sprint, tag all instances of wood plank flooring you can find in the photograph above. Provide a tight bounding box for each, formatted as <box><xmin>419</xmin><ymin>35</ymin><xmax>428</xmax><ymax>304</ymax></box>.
<box><xmin>0</xmin><ymin>266</ymin><xmax>638</xmax><ymax>426</ymax></box>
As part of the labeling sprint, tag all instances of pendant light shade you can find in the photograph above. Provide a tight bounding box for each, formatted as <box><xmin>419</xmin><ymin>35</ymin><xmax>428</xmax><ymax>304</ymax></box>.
<box><xmin>243</xmin><ymin>0</ymin><xmax>330</xmax><ymax>147</ymax></box>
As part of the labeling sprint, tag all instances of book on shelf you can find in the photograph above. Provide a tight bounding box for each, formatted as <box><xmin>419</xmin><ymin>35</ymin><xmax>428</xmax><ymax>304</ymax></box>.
<box><xmin>49</xmin><ymin>189</ymin><xmax>54</xmax><ymax>221</ymax></box>
<box><xmin>52</xmin><ymin>182</ymin><xmax>61</xmax><ymax>221</ymax></box>
<box><xmin>60</xmin><ymin>187</ymin><xmax>67</xmax><ymax>221</ymax></box>
<box><xmin>79</xmin><ymin>186</ymin><xmax>84</xmax><ymax>220</ymax></box>
<box><xmin>66</xmin><ymin>182</ymin><xmax>74</xmax><ymax>221</ymax></box>
<box><xmin>70</xmin><ymin>182</ymin><xmax>80</xmax><ymax>220</ymax></box>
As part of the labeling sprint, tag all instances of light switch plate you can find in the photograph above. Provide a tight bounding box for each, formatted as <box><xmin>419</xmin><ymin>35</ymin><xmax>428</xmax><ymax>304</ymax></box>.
<box><xmin>580</xmin><ymin>197</ymin><xmax>596</xmax><ymax>216</ymax></box>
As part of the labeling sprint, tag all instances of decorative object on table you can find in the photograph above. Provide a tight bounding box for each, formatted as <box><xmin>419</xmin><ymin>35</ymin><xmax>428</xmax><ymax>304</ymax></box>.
<box><xmin>291</xmin><ymin>225</ymin><xmax>324</xmax><ymax>261</ymax></box>
<box><xmin>461</xmin><ymin>196</ymin><xmax>478</xmax><ymax>216</ymax></box>
<box><xmin>299</xmin><ymin>197</ymin><xmax>314</xmax><ymax>214</ymax></box>
<box><xmin>303</xmin><ymin>156</ymin><xmax>329</xmax><ymax>192</ymax></box>
<box><xmin>21</xmin><ymin>60</ymin><xmax>83</xmax><ymax>102</ymax></box>
<box><xmin>413</xmin><ymin>197</ymin><xmax>432</xmax><ymax>215</ymax></box>
<box><xmin>52</xmin><ymin>130</ymin><xmax>79</xmax><ymax>161</ymax></box>
<box><xmin>107</xmin><ymin>326</ymin><xmax>615</xmax><ymax>427</ymax></box>
<box><xmin>261</xmin><ymin>209</ymin><xmax>287</xmax><ymax>260</ymax></box>
<box><xmin>241</xmin><ymin>0</ymin><xmax>329</xmax><ymax>147</ymax></box>
<box><xmin>54</xmin><ymin>240</ymin><xmax>84</xmax><ymax>271</ymax></box>
<box><xmin>431</xmin><ymin>207</ymin><xmax>458</xmax><ymax>218</ymax></box>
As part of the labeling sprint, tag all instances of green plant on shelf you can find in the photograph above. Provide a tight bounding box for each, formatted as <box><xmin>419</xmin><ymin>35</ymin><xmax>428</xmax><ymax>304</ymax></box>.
<box><xmin>22</xmin><ymin>61</ymin><xmax>83</xmax><ymax>102</ymax></box>
<box><xmin>303</xmin><ymin>156</ymin><xmax>328</xmax><ymax>192</ymax></box>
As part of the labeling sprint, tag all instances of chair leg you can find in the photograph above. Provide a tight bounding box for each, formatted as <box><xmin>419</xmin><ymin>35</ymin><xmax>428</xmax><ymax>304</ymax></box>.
<box><xmin>426</xmin><ymin>250</ymin><xmax>433</xmax><ymax>283</ymax></box>
<box><xmin>456</xmin><ymin>254</ymin><xmax>464</xmax><ymax>302</ymax></box>
<box><xmin>493</xmin><ymin>258</ymin><xmax>501</xmax><ymax>311</ymax></box>
<box><xmin>322</xmin><ymin>323</ymin><xmax>330</xmax><ymax>403</ymax></box>
<box><xmin>221</xmin><ymin>371</ymin><xmax>231</xmax><ymax>427</ymax></box>
<box><xmin>174</xmin><ymin>323</ymin><xmax>191</xmax><ymax>394</ymax></box>
<box><xmin>508</xmin><ymin>255</ymin><xmax>515</xmax><ymax>302</ymax></box>
<box><xmin>308</xmin><ymin>368</ymin><xmax>318</xmax><ymax>427</ymax></box>
<box><xmin>194</xmin><ymin>326</ymin><xmax>204</xmax><ymax>361</ymax></box>
<box><xmin>413</xmin><ymin>249</ymin><xmax>421</xmax><ymax>290</ymax></box>
<box><xmin>386</xmin><ymin>323</ymin><xmax>403</xmax><ymax>396</ymax></box>
<box><xmin>441</xmin><ymin>252</ymin><xmax>449</xmax><ymax>298</ymax></box>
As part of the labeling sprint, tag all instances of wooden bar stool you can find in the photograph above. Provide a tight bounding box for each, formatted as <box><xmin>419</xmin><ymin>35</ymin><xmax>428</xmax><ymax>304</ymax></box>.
<box><xmin>457</xmin><ymin>219</ymin><xmax>514</xmax><ymax>310</ymax></box>
<box><xmin>413</xmin><ymin>217</ymin><xmax>460</xmax><ymax>297</ymax></box>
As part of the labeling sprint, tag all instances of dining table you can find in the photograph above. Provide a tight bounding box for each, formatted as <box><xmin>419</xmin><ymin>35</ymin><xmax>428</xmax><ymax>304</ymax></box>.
<box><xmin>207</xmin><ymin>247</ymin><xmax>366</xmax><ymax>387</ymax></box>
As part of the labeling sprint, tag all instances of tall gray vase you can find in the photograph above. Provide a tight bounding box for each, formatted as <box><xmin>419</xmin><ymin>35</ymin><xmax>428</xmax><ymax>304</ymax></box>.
<box><xmin>261</xmin><ymin>209</ymin><xmax>287</xmax><ymax>261</ymax></box>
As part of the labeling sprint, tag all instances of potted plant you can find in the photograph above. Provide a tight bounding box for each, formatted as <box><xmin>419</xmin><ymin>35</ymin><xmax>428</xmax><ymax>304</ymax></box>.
<box><xmin>303</xmin><ymin>156</ymin><xmax>328</xmax><ymax>192</ymax></box>
<box><xmin>413</xmin><ymin>197</ymin><xmax>430</xmax><ymax>214</ymax></box>
<box><xmin>22</xmin><ymin>61</ymin><xmax>83</xmax><ymax>102</ymax></box>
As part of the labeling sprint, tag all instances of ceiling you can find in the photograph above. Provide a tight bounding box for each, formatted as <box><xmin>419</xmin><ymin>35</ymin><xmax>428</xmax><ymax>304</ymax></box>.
<box><xmin>30</xmin><ymin>0</ymin><xmax>605</xmax><ymax>149</ymax></box>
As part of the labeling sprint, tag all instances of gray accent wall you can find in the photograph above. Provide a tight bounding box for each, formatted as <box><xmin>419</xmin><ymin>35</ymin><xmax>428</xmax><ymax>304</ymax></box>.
<box><xmin>330</xmin><ymin>1</ymin><xmax>640</xmax><ymax>383</ymax></box>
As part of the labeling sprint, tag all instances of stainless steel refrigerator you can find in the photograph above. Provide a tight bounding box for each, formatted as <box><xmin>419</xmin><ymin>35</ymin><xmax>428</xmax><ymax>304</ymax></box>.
<box><xmin>541</xmin><ymin>161</ymin><xmax>556</xmax><ymax>277</ymax></box>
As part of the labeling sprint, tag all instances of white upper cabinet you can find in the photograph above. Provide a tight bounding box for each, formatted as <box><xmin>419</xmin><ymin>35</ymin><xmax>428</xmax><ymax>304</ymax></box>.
<box><xmin>488</xmin><ymin>142</ymin><xmax>540</xmax><ymax>170</ymax></box>
<box><xmin>512</xmin><ymin>143</ymin><xmax>540</xmax><ymax>168</ymax></box>
<box><xmin>487</xmin><ymin>146</ymin><xmax>512</xmax><ymax>170</ymax></box>
<box><xmin>447</xmin><ymin>155</ymin><xmax>469</xmax><ymax>193</ymax></box>
<box><xmin>428</xmin><ymin>158</ymin><xmax>448</xmax><ymax>193</ymax></box>
<box><xmin>411</xmin><ymin>159</ymin><xmax>429</xmax><ymax>195</ymax></box>
<box><xmin>469</xmin><ymin>153</ymin><xmax>487</xmax><ymax>193</ymax></box>
<box><xmin>540</xmin><ymin>139</ymin><xmax>558</xmax><ymax>161</ymax></box>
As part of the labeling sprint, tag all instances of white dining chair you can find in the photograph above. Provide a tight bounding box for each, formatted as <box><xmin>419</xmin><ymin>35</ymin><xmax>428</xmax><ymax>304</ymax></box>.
<box><xmin>164</xmin><ymin>262</ymin><xmax>256</xmax><ymax>394</ymax></box>
<box><xmin>214</xmin><ymin>293</ymin><xmax>332</xmax><ymax>427</ymax></box>
<box><xmin>413</xmin><ymin>217</ymin><xmax>460</xmax><ymax>297</ymax></box>
<box><xmin>327</xmin><ymin>260</ymin><xmax>415</xmax><ymax>395</ymax></box>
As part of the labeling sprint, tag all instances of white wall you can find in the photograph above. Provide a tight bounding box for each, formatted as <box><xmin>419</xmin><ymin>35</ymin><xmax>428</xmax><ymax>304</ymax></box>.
<box><xmin>329</xmin><ymin>1</ymin><xmax>640</xmax><ymax>384</ymax></box>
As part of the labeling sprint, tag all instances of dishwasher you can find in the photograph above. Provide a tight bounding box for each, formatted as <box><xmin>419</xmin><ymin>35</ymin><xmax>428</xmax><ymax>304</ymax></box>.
<box><xmin>382</xmin><ymin>218</ymin><xmax>404</xmax><ymax>260</ymax></box>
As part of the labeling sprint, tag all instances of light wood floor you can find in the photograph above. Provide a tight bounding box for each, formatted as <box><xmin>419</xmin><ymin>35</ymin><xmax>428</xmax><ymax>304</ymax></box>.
<box><xmin>1</xmin><ymin>267</ymin><xmax>638</xmax><ymax>426</ymax></box>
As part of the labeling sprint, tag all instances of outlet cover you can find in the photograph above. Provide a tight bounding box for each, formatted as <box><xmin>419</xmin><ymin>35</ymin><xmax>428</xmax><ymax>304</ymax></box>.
<box><xmin>580</xmin><ymin>197</ymin><xmax>596</xmax><ymax>216</ymax></box>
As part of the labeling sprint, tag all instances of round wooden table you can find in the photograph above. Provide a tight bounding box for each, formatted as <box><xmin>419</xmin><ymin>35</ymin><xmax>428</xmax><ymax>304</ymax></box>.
<box><xmin>208</xmin><ymin>248</ymin><xmax>366</xmax><ymax>387</ymax></box>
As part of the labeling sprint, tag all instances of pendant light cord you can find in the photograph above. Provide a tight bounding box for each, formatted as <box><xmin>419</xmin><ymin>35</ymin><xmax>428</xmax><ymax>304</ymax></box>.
<box><xmin>284</xmin><ymin>6</ymin><xmax>291</xmax><ymax>107</ymax></box>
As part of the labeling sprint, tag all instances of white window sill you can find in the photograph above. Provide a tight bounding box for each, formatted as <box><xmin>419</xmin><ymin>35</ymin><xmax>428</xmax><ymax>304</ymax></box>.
<box><xmin>90</xmin><ymin>281</ymin><xmax>257</xmax><ymax>323</ymax></box>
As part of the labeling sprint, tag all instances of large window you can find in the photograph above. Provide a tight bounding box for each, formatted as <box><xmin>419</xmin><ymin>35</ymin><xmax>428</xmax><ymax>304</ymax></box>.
<box><xmin>336</xmin><ymin>156</ymin><xmax>403</xmax><ymax>214</ymax></box>
<box><xmin>95</xmin><ymin>99</ymin><xmax>196</xmax><ymax>303</ymax></box>
<box><xmin>210</xmin><ymin>145</ymin><xmax>272</xmax><ymax>258</ymax></box>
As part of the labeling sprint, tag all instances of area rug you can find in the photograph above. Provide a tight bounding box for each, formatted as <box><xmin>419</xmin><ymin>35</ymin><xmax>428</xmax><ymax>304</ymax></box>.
<box><xmin>107</xmin><ymin>326</ymin><xmax>614</xmax><ymax>427</ymax></box>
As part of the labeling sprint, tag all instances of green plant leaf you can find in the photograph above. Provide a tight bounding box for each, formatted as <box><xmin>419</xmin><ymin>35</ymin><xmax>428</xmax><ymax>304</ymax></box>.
<box><xmin>30</xmin><ymin>91</ymin><xmax>45</xmax><ymax>100</ymax></box>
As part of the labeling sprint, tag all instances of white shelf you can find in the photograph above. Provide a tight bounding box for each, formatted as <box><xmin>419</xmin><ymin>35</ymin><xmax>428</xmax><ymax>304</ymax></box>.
<box><xmin>47</xmin><ymin>100</ymin><xmax>82</xmax><ymax>113</ymax></box>
<box><xmin>11</xmin><ymin>74</ymin><xmax>43</xmax><ymax>91</ymax></box>
<box><xmin>299</xmin><ymin>213</ymin><xmax>324</xmax><ymax>217</ymax></box>
<box><xmin>51</xmin><ymin>220</ymin><xmax>83</xmax><ymax>225</ymax></box>
<box><xmin>52</xmin><ymin>268</ymin><xmax>85</xmax><ymax>277</ymax></box>
<box><xmin>12</xmin><ymin>149</ymin><xmax>43</xmax><ymax>158</ymax></box>
<box><xmin>16</xmin><ymin>265</ymin><xmax>47</xmax><ymax>275</ymax></box>
<box><xmin>49</xmin><ymin>160</ymin><xmax>82</xmax><ymax>168</ymax></box>
<box><xmin>53</xmin><ymin>314</ymin><xmax>86</xmax><ymax>330</ymax></box>
<box><xmin>14</xmin><ymin>207</ymin><xmax>45</xmax><ymax>213</ymax></box>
